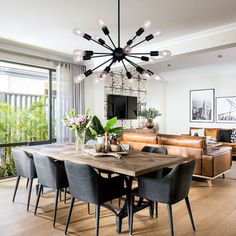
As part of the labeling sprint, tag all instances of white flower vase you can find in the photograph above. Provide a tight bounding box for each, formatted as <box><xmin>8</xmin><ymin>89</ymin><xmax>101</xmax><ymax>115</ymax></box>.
<box><xmin>97</xmin><ymin>136</ymin><xmax>105</xmax><ymax>145</ymax></box>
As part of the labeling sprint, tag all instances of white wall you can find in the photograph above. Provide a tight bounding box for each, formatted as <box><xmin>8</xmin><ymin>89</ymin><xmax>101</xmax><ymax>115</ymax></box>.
<box><xmin>84</xmin><ymin>74</ymin><xmax>105</xmax><ymax>121</ymax></box>
<box><xmin>146</xmin><ymin>79</ymin><xmax>167</xmax><ymax>133</ymax></box>
<box><xmin>163</xmin><ymin>61</ymin><xmax>236</xmax><ymax>134</ymax></box>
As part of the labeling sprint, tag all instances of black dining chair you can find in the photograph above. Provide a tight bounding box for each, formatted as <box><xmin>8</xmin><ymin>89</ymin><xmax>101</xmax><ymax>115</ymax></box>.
<box><xmin>12</xmin><ymin>149</ymin><xmax>38</xmax><ymax>211</ymax></box>
<box><xmin>64</xmin><ymin>161</ymin><xmax>127</xmax><ymax>236</ymax></box>
<box><xmin>130</xmin><ymin>159</ymin><xmax>196</xmax><ymax>236</ymax></box>
<box><xmin>141</xmin><ymin>146</ymin><xmax>168</xmax><ymax>217</ymax></box>
<box><xmin>33</xmin><ymin>154</ymin><xmax>69</xmax><ymax>227</ymax></box>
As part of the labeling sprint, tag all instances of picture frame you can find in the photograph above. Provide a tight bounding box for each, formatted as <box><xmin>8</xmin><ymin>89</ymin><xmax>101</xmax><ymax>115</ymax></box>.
<box><xmin>190</xmin><ymin>89</ymin><xmax>215</xmax><ymax>123</ymax></box>
<box><xmin>216</xmin><ymin>96</ymin><xmax>236</xmax><ymax>123</ymax></box>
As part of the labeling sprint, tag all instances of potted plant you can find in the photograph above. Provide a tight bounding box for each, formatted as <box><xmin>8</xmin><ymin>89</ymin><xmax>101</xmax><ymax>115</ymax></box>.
<box><xmin>63</xmin><ymin>109</ymin><xmax>91</xmax><ymax>151</ymax></box>
<box><xmin>88</xmin><ymin>116</ymin><xmax>123</xmax><ymax>151</ymax></box>
<box><xmin>139</xmin><ymin>107</ymin><xmax>161</xmax><ymax>129</ymax></box>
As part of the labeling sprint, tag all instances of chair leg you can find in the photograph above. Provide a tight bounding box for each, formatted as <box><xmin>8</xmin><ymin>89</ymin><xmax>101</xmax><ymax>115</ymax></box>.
<box><xmin>185</xmin><ymin>196</ymin><xmax>196</xmax><ymax>231</ymax></box>
<box><xmin>53</xmin><ymin>189</ymin><xmax>60</xmax><ymax>227</ymax></box>
<box><xmin>222</xmin><ymin>173</ymin><xmax>225</xmax><ymax>179</ymax></box>
<box><xmin>26</xmin><ymin>178</ymin><xmax>29</xmax><ymax>188</ymax></box>
<box><xmin>118</xmin><ymin>198</ymin><xmax>121</xmax><ymax>207</ymax></box>
<box><xmin>64</xmin><ymin>188</ymin><xmax>67</xmax><ymax>204</ymax></box>
<box><xmin>129</xmin><ymin>195</ymin><xmax>134</xmax><ymax>235</ymax></box>
<box><xmin>149</xmin><ymin>201</ymin><xmax>154</xmax><ymax>218</ymax></box>
<box><xmin>34</xmin><ymin>184</ymin><xmax>43</xmax><ymax>215</ymax></box>
<box><xmin>155</xmin><ymin>201</ymin><xmax>158</xmax><ymax>219</ymax></box>
<box><xmin>12</xmin><ymin>176</ymin><xmax>21</xmax><ymax>202</ymax></box>
<box><xmin>65</xmin><ymin>197</ymin><xmax>75</xmax><ymax>235</ymax></box>
<box><xmin>167</xmin><ymin>204</ymin><xmax>174</xmax><ymax>236</ymax></box>
<box><xmin>59</xmin><ymin>189</ymin><xmax>62</xmax><ymax>202</ymax></box>
<box><xmin>27</xmin><ymin>179</ymin><xmax>33</xmax><ymax>211</ymax></box>
<box><xmin>88</xmin><ymin>203</ymin><xmax>91</xmax><ymax>215</ymax></box>
<box><xmin>95</xmin><ymin>205</ymin><xmax>100</xmax><ymax>236</ymax></box>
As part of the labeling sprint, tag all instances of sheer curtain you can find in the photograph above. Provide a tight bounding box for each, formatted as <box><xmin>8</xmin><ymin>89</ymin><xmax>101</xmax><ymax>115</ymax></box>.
<box><xmin>56</xmin><ymin>63</ymin><xmax>85</xmax><ymax>143</ymax></box>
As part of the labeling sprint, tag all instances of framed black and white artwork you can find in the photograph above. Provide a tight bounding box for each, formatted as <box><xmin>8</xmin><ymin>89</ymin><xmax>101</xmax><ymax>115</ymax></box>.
<box><xmin>190</xmin><ymin>89</ymin><xmax>215</xmax><ymax>123</ymax></box>
<box><xmin>216</xmin><ymin>96</ymin><xmax>236</xmax><ymax>123</ymax></box>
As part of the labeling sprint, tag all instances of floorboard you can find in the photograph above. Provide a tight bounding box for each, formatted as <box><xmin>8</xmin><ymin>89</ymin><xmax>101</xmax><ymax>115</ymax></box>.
<box><xmin>1</xmin><ymin>177</ymin><xmax>236</xmax><ymax>236</ymax></box>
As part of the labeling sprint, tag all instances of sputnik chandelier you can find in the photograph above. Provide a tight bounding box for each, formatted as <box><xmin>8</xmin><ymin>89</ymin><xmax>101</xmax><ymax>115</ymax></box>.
<box><xmin>73</xmin><ymin>0</ymin><xmax>171</xmax><ymax>83</ymax></box>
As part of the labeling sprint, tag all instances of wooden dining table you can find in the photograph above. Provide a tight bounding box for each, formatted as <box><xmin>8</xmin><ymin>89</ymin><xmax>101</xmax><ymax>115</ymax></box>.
<box><xmin>17</xmin><ymin>143</ymin><xmax>188</xmax><ymax>233</ymax></box>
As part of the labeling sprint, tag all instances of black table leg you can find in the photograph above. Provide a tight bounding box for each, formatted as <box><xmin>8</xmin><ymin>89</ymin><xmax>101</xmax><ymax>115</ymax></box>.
<box><xmin>116</xmin><ymin>176</ymin><xmax>133</xmax><ymax>234</ymax></box>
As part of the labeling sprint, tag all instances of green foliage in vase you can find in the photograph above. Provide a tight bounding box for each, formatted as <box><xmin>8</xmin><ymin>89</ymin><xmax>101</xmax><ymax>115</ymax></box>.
<box><xmin>139</xmin><ymin>107</ymin><xmax>161</xmax><ymax>120</ymax></box>
<box><xmin>88</xmin><ymin>116</ymin><xmax>123</xmax><ymax>138</ymax></box>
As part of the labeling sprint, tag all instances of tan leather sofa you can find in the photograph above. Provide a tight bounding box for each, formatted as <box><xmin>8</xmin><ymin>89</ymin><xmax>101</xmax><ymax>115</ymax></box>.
<box><xmin>121</xmin><ymin>132</ymin><xmax>232</xmax><ymax>184</ymax></box>
<box><xmin>190</xmin><ymin>127</ymin><xmax>236</xmax><ymax>156</ymax></box>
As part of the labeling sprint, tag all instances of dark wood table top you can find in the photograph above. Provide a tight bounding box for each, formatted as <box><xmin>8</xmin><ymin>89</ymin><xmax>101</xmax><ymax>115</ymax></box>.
<box><xmin>18</xmin><ymin>144</ymin><xmax>188</xmax><ymax>177</ymax></box>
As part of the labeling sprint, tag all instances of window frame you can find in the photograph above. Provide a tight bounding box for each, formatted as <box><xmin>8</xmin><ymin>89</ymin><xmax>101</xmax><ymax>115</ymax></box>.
<box><xmin>0</xmin><ymin>59</ymin><xmax>56</xmax><ymax>148</ymax></box>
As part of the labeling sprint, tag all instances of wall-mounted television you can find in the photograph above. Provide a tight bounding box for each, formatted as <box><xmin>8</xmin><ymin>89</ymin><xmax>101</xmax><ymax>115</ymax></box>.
<box><xmin>107</xmin><ymin>95</ymin><xmax>137</xmax><ymax>119</ymax></box>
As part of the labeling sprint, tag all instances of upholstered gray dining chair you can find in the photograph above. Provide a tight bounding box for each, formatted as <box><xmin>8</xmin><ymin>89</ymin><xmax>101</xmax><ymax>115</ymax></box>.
<box><xmin>33</xmin><ymin>154</ymin><xmax>69</xmax><ymax>227</ymax></box>
<box><xmin>130</xmin><ymin>159</ymin><xmax>196</xmax><ymax>236</ymax></box>
<box><xmin>12</xmin><ymin>149</ymin><xmax>38</xmax><ymax>211</ymax></box>
<box><xmin>64</xmin><ymin>161</ymin><xmax>127</xmax><ymax>236</ymax></box>
<box><xmin>141</xmin><ymin>145</ymin><xmax>168</xmax><ymax>217</ymax></box>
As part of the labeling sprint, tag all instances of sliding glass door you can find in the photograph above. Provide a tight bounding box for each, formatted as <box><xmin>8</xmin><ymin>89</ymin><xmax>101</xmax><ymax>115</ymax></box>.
<box><xmin>0</xmin><ymin>60</ymin><xmax>56</xmax><ymax>178</ymax></box>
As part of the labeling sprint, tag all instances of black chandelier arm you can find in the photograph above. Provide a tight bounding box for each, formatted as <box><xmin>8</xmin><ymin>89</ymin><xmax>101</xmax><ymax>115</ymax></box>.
<box><xmin>121</xmin><ymin>60</ymin><xmax>128</xmax><ymax>73</ymax></box>
<box><xmin>118</xmin><ymin>0</ymin><xmax>121</xmax><ymax>47</ymax></box>
<box><xmin>107</xmin><ymin>34</ymin><xmax>116</xmax><ymax>48</ymax></box>
<box><xmin>124</xmin><ymin>57</ymin><xmax>139</xmax><ymax>68</ymax></box>
<box><xmin>126</xmin><ymin>55</ymin><xmax>149</xmax><ymax>61</ymax></box>
<box><xmin>131</xmin><ymin>38</ymin><xmax>146</xmax><ymax>49</ymax></box>
<box><xmin>91</xmin><ymin>57</ymin><xmax>114</xmax><ymax>72</ymax></box>
<box><xmin>127</xmin><ymin>52</ymin><xmax>150</xmax><ymax>55</ymax></box>
<box><xmin>90</xmin><ymin>38</ymin><xmax>113</xmax><ymax>51</ymax></box>
<box><xmin>90</xmin><ymin>54</ymin><xmax>113</xmax><ymax>59</ymax></box>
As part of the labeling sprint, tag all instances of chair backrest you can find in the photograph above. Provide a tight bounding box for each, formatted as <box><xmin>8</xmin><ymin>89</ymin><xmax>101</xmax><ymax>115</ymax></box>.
<box><xmin>12</xmin><ymin>149</ymin><xmax>37</xmax><ymax>179</ymax></box>
<box><xmin>152</xmin><ymin>147</ymin><xmax>167</xmax><ymax>155</ymax></box>
<box><xmin>86</xmin><ymin>139</ymin><xmax>98</xmax><ymax>147</ymax></box>
<box><xmin>33</xmin><ymin>154</ymin><xmax>68</xmax><ymax>189</ymax></box>
<box><xmin>65</xmin><ymin>161</ymin><xmax>100</xmax><ymax>204</ymax></box>
<box><xmin>141</xmin><ymin>146</ymin><xmax>154</xmax><ymax>152</ymax></box>
<box><xmin>168</xmin><ymin>159</ymin><xmax>196</xmax><ymax>204</ymax></box>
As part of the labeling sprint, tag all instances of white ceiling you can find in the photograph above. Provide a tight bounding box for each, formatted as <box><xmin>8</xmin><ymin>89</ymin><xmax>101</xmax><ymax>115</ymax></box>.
<box><xmin>1</xmin><ymin>0</ymin><xmax>236</xmax><ymax>56</ymax></box>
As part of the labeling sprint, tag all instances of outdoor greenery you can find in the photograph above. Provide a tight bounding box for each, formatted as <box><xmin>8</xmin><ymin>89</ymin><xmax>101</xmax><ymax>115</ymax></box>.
<box><xmin>0</xmin><ymin>97</ymin><xmax>49</xmax><ymax>178</ymax></box>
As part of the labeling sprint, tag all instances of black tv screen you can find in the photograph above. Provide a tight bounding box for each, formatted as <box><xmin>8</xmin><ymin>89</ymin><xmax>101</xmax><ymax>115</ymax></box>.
<box><xmin>107</xmin><ymin>95</ymin><xmax>137</xmax><ymax>119</ymax></box>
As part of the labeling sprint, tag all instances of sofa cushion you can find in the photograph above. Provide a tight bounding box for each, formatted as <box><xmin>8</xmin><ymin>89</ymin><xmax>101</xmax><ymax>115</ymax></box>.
<box><xmin>205</xmin><ymin>128</ymin><xmax>219</xmax><ymax>141</ymax></box>
<box><xmin>231</xmin><ymin>128</ymin><xmax>236</xmax><ymax>143</ymax></box>
<box><xmin>190</xmin><ymin>127</ymin><xmax>205</xmax><ymax>137</ymax></box>
<box><xmin>218</xmin><ymin>129</ymin><xmax>232</xmax><ymax>142</ymax></box>
<box><xmin>157</xmin><ymin>134</ymin><xmax>206</xmax><ymax>149</ymax></box>
<box><xmin>122</xmin><ymin>132</ymin><xmax>157</xmax><ymax>144</ymax></box>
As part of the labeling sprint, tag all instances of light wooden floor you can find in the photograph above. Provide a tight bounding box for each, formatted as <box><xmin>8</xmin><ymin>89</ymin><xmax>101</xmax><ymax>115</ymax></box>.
<box><xmin>1</xmin><ymin>177</ymin><xmax>236</xmax><ymax>236</ymax></box>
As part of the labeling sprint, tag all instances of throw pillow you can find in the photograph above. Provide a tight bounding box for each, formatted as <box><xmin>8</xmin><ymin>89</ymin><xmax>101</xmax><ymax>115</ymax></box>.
<box><xmin>190</xmin><ymin>128</ymin><xmax>205</xmax><ymax>137</ymax></box>
<box><xmin>218</xmin><ymin>129</ymin><xmax>232</xmax><ymax>142</ymax></box>
<box><xmin>231</xmin><ymin>128</ymin><xmax>236</xmax><ymax>143</ymax></box>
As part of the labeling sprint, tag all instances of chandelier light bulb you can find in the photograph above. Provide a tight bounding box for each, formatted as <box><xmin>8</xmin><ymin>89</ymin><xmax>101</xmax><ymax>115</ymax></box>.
<box><xmin>99</xmin><ymin>72</ymin><xmax>108</xmax><ymax>80</ymax></box>
<box><xmin>73</xmin><ymin>27</ymin><xmax>84</xmax><ymax>36</ymax></box>
<box><xmin>153</xmin><ymin>30</ymin><xmax>162</xmax><ymax>37</ymax></box>
<box><xmin>74</xmin><ymin>73</ymin><xmax>86</xmax><ymax>83</ymax></box>
<box><xmin>143</xmin><ymin>20</ymin><xmax>152</xmax><ymax>30</ymax></box>
<box><xmin>152</xmin><ymin>73</ymin><xmax>161</xmax><ymax>80</ymax></box>
<box><xmin>73</xmin><ymin>49</ymin><xmax>84</xmax><ymax>57</ymax></box>
<box><xmin>73</xmin><ymin>56</ymin><xmax>83</xmax><ymax>62</ymax></box>
<box><xmin>97</xmin><ymin>17</ymin><xmax>106</xmax><ymax>28</ymax></box>
<box><xmin>159</xmin><ymin>50</ymin><xmax>171</xmax><ymax>57</ymax></box>
<box><xmin>123</xmin><ymin>46</ymin><xmax>132</xmax><ymax>53</ymax></box>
